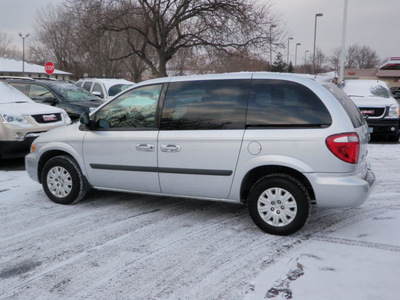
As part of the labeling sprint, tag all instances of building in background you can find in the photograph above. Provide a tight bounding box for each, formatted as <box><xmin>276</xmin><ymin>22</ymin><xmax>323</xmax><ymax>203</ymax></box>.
<box><xmin>0</xmin><ymin>58</ymin><xmax>72</xmax><ymax>80</ymax></box>
<box><xmin>344</xmin><ymin>57</ymin><xmax>400</xmax><ymax>88</ymax></box>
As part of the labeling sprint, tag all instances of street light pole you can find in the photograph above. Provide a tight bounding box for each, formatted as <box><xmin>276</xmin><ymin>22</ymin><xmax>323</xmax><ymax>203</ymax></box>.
<box><xmin>305</xmin><ymin>50</ymin><xmax>309</xmax><ymax>65</ymax></box>
<box><xmin>313</xmin><ymin>13</ymin><xmax>323</xmax><ymax>74</ymax></box>
<box><xmin>19</xmin><ymin>33</ymin><xmax>30</xmax><ymax>77</ymax></box>
<box><xmin>295</xmin><ymin>43</ymin><xmax>301</xmax><ymax>68</ymax></box>
<box><xmin>287</xmin><ymin>37</ymin><xmax>293</xmax><ymax>71</ymax></box>
<box><xmin>269</xmin><ymin>24</ymin><xmax>277</xmax><ymax>69</ymax></box>
<box><xmin>339</xmin><ymin>0</ymin><xmax>348</xmax><ymax>83</ymax></box>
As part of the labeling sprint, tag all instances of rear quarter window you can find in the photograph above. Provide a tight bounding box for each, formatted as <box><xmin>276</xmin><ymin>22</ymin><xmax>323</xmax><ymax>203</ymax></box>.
<box><xmin>246</xmin><ymin>79</ymin><xmax>332</xmax><ymax>128</ymax></box>
<box><xmin>323</xmin><ymin>84</ymin><xmax>365</xmax><ymax>128</ymax></box>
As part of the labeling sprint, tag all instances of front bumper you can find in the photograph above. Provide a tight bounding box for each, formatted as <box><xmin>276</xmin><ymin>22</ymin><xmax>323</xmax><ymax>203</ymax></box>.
<box><xmin>306</xmin><ymin>163</ymin><xmax>375</xmax><ymax>208</ymax></box>
<box><xmin>25</xmin><ymin>151</ymin><xmax>40</xmax><ymax>183</ymax></box>
<box><xmin>366</xmin><ymin>118</ymin><xmax>399</xmax><ymax>135</ymax></box>
<box><xmin>0</xmin><ymin>137</ymin><xmax>37</xmax><ymax>159</ymax></box>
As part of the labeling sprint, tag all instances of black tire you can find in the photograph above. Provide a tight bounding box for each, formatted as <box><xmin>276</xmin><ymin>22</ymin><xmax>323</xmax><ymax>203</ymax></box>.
<box><xmin>248</xmin><ymin>174</ymin><xmax>311</xmax><ymax>236</ymax></box>
<box><xmin>41</xmin><ymin>155</ymin><xmax>87</xmax><ymax>205</ymax></box>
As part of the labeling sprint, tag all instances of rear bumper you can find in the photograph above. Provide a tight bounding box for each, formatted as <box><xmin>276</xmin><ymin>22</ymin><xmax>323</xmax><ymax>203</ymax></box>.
<box><xmin>307</xmin><ymin>163</ymin><xmax>375</xmax><ymax>208</ymax></box>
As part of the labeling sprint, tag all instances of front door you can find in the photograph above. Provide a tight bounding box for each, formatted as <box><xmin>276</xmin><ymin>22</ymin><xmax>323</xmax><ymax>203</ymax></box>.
<box><xmin>82</xmin><ymin>84</ymin><xmax>163</xmax><ymax>193</ymax></box>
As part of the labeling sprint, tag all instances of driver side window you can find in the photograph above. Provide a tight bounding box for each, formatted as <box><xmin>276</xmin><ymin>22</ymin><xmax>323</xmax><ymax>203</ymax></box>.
<box><xmin>95</xmin><ymin>84</ymin><xmax>162</xmax><ymax>129</ymax></box>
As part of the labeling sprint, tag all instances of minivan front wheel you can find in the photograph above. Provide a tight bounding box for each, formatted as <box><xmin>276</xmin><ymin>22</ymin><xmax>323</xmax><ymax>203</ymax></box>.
<box><xmin>41</xmin><ymin>155</ymin><xmax>87</xmax><ymax>205</ymax></box>
<box><xmin>248</xmin><ymin>174</ymin><xmax>311</xmax><ymax>235</ymax></box>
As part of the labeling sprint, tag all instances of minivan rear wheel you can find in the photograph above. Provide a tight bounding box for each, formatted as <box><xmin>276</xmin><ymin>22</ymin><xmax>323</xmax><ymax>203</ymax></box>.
<box><xmin>248</xmin><ymin>174</ymin><xmax>311</xmax><ymax>235</ymax></box>
<box><xmin>41</xmin><ymin>155</ymin><xmax>87</xmax><ymax>205</ymax></box>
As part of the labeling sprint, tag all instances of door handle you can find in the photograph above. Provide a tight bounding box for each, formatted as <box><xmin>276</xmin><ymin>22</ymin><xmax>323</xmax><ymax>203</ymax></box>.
<box><xmin>161</xmin><ymin>144</ymin><xmax>181</xmax><ymax>152</ymax></box>
<box><xmin>136</xmin><ymin>144</ymin><xmax>155</xmax><ymax>152</ymax></box>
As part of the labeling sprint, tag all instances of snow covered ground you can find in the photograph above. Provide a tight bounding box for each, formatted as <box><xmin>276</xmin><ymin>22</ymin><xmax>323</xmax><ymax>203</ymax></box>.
<box><xmin>0</xmin><ymin>142</ymin><xmax>399</xmax><ymax>299</ymax></box>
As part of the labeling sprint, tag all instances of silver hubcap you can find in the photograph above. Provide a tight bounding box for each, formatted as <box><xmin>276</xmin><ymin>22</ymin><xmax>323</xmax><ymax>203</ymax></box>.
<box><xmin>47</xmin><ymin>166</ymin><xmax>73</xmax><ymax>198</ymax></box>
<box><xmin>257</xmin><ymin>187</ymin><xmax>297</xmax><ymax>227</ymax></box>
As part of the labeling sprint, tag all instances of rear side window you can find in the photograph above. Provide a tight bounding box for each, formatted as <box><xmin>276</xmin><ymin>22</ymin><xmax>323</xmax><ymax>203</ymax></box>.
<box><xmin>161</xmin><ymin>80</ymin><xmax>250</xmax><ymax>130</ymax></box>
<box><xmin>82</xmin><ymin>81</ymin><xmax>92</xmax><ymax>91</ymax></box>
<box><xmin>247</xmin><ymin>80</ymin><xmax>332</xmax><ymax>127</ymax></box>
<box><xmin>324</xmin><ymin>84</ymin><xmax>365</xmax><ymax>128</ymax></box>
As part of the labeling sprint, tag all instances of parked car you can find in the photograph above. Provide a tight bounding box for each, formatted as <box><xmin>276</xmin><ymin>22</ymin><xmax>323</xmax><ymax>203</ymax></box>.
<box><xmin>340</xmin><ymin>80</ymin><xmax>400</xmax><ymax>142</ymax></box>
<box><xmin>390</xmin><ymin>86</ymin><xmax>400</xmax><ymax>100</ymax></box>
<box><xmin>0</xmin><ymin>81</ymin><xmax>70</xmax><ymax>159</ymax></box>
<box><xmin>25</xmin><ymin>72</ymin><xmax>375</xmax><ymax>235</ymax></box>
<box><xmin>4</xmin><ymin>78</ymin><xmax>103</xmax><ymax>120</ymax></box>
<box><xmin>75</xmin><ymin>78</ymin><xmax>135</xmax><ymax>101</ymax></box>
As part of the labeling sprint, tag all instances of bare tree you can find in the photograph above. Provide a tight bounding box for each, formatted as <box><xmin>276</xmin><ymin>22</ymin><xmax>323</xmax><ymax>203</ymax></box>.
<box><xmin>356</xmin><ymin>45</ymin><xmax>380</xmax><ymax>69</ymax></box>
<box><xmin>329</xmin><ymin>44</ymin><xmax>380</xmax><ymax>71</ymax></box>
<box><xmin>0</xmin><ymin>31</ymin><xmax>21</xmax><ymax>59</ymax></box>
<box><xmin>30</xmin><ymin>4</ymin><xmax>83</xmax><ymax>73</ymax></box>
<box><xmin>71</xmin><ymin>0</ymin><xmax>282</xmax><ymax>78</ymax></box>
<box><xmin>204</xmin><ymin>48</ymin><xmax>268</xmax><ymax>73</ymax></box>
<box><xmin>314</xmin><ymin>48</ymin><xmax>328</xmax><ymax>74</ymax></box>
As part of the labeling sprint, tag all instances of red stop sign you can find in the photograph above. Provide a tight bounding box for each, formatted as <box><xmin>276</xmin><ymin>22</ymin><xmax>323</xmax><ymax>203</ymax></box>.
<box><xmin>44</xmin><ymin>62</ymin><xmax>55</xmax><ymax>75</ymax></box>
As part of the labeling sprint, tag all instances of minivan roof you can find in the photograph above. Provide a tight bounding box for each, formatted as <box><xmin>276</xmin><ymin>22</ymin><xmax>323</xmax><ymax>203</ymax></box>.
<box><xmin>134</xmin><ymin>72</ymin><xmax>319</xmax><ymax>88</ymax></box>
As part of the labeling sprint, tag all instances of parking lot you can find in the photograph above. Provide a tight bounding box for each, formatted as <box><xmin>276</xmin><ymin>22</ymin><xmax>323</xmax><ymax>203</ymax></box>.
<box><xmin>1</xmin><ymin>140</ymin><xmax>399</xmax><ymax>299</ymax></box>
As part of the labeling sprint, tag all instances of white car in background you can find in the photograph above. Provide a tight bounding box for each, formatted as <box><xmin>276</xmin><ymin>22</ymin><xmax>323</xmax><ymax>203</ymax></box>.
<box><xmin>76</xmin><ymin>78</ymin><xmax>135</xmax><ymax>101</ymax></box>
<box><xmin>0</xmin><ymin>82</ymin><xmax>70</xmax><ymax>159</ymax></box>
<box><xmin>340</xmin><ymin>80</ymin><xmax>400</xmax><ymax>142</ymax></box>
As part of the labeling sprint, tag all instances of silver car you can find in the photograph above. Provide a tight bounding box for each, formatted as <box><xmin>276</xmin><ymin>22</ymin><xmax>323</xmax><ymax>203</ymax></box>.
<box><xmin>25</xmin><ymin>72</ymin><xmax>375</xmax><ymax>235</ymax></box>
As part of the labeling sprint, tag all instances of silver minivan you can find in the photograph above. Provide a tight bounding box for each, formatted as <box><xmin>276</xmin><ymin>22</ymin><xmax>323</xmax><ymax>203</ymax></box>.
<box><xmin>25</xmin><ymin>73</ymin><xmax>375</xmax><ymax>235</ymax></box>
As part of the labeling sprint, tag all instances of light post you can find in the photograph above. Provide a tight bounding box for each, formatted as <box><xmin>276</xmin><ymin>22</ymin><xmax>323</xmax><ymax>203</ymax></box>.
<box><xmin>305</xmin><ymin>50</ymin><xmax>309</xmax><ymax>65</ymax></box>
<box><xmin>313</xmin><ymin>13</ymin><xmax>323</xmax><ymax>74</ymax></box>
<box><xmin>295</xmin><ymin>43</ymin><xmax>301</xmax><ymax>68</ymax></box>
<box><xmin>286</xmin><ymin>37</ymin><xmax>293</xmax><ymax>71</ymax></box>
<box><xmin>269</xmin><ymin>24</ymin><xmax>276</xmax><ymax>68</ymax></box>
<box><xmin>339</xmin><ymin>0</ymin><xmax>349</xmax><ymax>83</ymax></box>
<box><xmin>19</xmin><ymin>33</ymin><xmax>30</xmax><ymax>77</ymax></box>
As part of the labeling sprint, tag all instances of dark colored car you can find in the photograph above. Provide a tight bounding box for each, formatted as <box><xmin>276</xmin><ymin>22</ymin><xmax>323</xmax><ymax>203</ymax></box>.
<box><xmin>390</xmin><ymin>87</ymin><xmax>400</xmax><ymax>100</ymax></box>
<box><xmin>4</xmin><ymin>78</ymin><xmax>103</xmax><ymax>120</ymax></box>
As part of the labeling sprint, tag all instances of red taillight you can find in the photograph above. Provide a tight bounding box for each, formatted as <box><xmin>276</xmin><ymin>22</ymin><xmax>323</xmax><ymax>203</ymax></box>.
<box><xmin>326</xmin><ymin>133</ymin><xmax>359</xmax><ymax>164</ymax></box>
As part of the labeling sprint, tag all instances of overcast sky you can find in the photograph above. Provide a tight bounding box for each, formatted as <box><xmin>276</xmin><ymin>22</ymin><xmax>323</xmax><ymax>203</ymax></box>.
<box><xmin>1</xmin><ymin>0</ymin><xmax>399</xmax><ymax>65</ymax></box>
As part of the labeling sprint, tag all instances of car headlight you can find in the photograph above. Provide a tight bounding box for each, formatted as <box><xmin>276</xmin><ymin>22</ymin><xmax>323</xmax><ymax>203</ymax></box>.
<box><xmin>0</xmin><ymin>113</ymin><xmax>29</xmax><ymax>125</ymax></box>
<box><xmin>386</xmin><ymin>104</ymin><xmax>399</xmax><ymax>118</ymax></box>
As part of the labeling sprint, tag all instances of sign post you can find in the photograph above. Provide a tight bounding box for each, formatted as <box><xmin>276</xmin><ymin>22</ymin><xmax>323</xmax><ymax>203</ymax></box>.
<box><xmin>44</xmin><ymin>62</ymin><xmax>55</xmax><ymax>75</ymax></box>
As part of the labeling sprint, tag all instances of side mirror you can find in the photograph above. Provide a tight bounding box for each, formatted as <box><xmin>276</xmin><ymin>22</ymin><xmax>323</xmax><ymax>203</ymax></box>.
<box><xmin>92</xmin><ymin>91</ymin><xmax>103</xmax><ymax>97</ymax></box>
<box><xmin>42</xmin><ymin>97</ymin><xmax>57</xmax><ymax>105</ymax></box>
<box><xmin>79</xmin><ymin>112</ymin><xmax>91</xmax><ymax>128</ymax></box>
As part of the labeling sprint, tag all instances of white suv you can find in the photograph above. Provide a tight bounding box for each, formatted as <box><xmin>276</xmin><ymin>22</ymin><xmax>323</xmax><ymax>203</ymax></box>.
<box><xmin>76</xmin><ymin>78</ymin><xmax>135</xmax><ymax>101</ymax></box>
<box><xmin>340</xmin><ymin>80</ymin><xmax>399</xmax><ymax>141</ymax></box>
<box><xmin>0</xmin><ymin>82</ymin><xmax>70</xmax><ymax>159</ymax></box>
<box><xmin>25</xmin><ymin>73</ymin><xmax>375</xmax><ymax>235</ymax></box>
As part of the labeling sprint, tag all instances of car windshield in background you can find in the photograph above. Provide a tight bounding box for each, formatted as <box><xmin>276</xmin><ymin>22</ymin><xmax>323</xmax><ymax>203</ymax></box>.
<box><xmin>370</xmin><ymin>85</ymin><xmax>391</xmax><ymax>98</ymax></box>
<box><xmin>108</xmin><ymin>84</ymin><xmax>133</xmax><ymax>97</ymax></box>
<box><xmin>342</xmin><ymin>82</ymin><xmax>391</xmax><ymax>98</ymax></box>
<box><xmin>50</xmin><ymin>83</ymin><xmax>99</xmax><ymax>102</ymax></box>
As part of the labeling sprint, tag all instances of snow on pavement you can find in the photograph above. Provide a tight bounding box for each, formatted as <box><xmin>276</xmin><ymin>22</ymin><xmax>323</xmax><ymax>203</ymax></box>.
<box><xmin>0</xmin><ymin>142</ymin><xmax>399</xmax><ymax>299</ymax></box>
